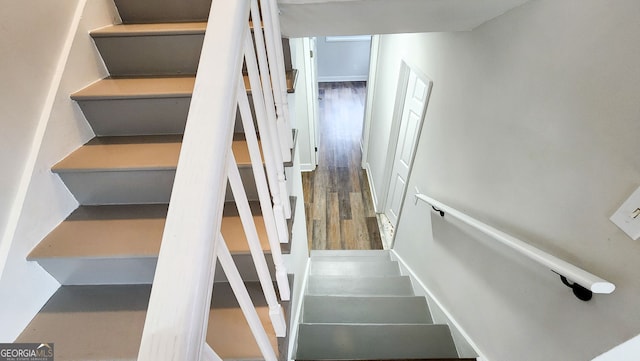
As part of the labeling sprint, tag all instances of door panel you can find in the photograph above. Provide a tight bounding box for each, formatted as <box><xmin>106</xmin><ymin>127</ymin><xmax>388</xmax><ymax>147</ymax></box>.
<box><xmin>384</xmin><ymin>69</ymin><xmax>431</xmax><ymax>227</ymax></box>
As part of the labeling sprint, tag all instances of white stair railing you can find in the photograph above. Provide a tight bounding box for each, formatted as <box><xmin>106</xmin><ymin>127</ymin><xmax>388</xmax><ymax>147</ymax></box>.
<box><xmin>237</xmin><ymin>73</ymin><xmax>291</xmax><ymax>300</ymax></box>
<box><xmin>227</xmin><ymin>151</ymin><xmax>287</xmax><ymax>334</ymax></box>
<box><xmin>246</xmin><ymin>4</ymin><xmax>293</xmax><ymax>228</ymax></box>
<box><xmin>215</xmin><ymin>236</ymin><xmax>279</xmax><ymax>361</ymax></box>
<box><xmin>138</xmin><ymin>0</ymin><xmax>291</xmax><ymax>359</ymax></box>
<box><xmin>260</xmin><ymin>0</ymin><xmax>294</xmax><ymax>161</ymax></box>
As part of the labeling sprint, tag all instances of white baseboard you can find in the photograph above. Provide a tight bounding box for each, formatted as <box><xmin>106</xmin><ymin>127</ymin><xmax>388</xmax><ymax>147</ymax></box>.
<box><xmin>300</xmin><ymin>163</ymin><xmax>316</xmax><ymax>172</ymax></box>
<box><xmin>363</xmin><ymin>162</ymin><xmax>379</xmax><ymax>213</ymax></box>
<box><xmin>318</xmin><ymin>75</ymin><xmax>368</xmax><ymax>83</ymax></box>
<box><xmin>287</xmin><ymin>259</ymin><xmax>311</xmax><ymax>361</ymax></box>
<box><xmin>391</xmin><ymin>250</ymin><xmax>486</xmax><ymax>361</ymax></box>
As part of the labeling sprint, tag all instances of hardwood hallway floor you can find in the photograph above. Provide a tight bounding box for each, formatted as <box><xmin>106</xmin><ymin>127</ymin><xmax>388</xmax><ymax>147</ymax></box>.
<box><xmin>302</xmin><ymin>82</ymin><xmax>383</xmax><ymax>250</ymax></box>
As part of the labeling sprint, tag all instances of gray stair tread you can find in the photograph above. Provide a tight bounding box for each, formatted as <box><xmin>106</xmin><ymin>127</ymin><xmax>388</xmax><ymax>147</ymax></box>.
<box><xmin>295</xmin><ymin>324</ymin><xmax>458</xmax><ymax>360</ymax></box>
<box><xmin>52</xmin><ymin>135</ymin><xmax>254</xmax><ymax>172</ymax></box>
<box><xmin>307</xmin><ymin>275</ymin><xmax>414</xmax><ymax>296</ymax></box>
<box><xmin>17</xmin><ymin>284</ymin><xmax>278</xmax><ymax>361</ymax></box>
<box><xmin>310</xmin><ymin>249</ymin><xmax>390</xmax><ymax>258</ymax></box>
<box><xmin>303</xmin><ymin>295</ymin><xmax>432</xmax><ymax>324</ymax></box>
<box><xmin>28</xmin><ymin>203</ymin><xmax>271</xmax><ymax>260</ymax></box>
<box><xmin>71</xmin><ymin>71</ymin><xmax>296</xmax><ymax>100</ymax></box>
<box><xmin>310</xmin><ymin>260</ymin><xmax>400</xmax><ymax>277</ymax></box>
<box><xmin>310</xmin><ymin>255</ymin><xmax>392</xmax><ymax>263</ymax></box>
<box><xmin>91</xmin><ymin>22</ymin><xmax>206</xmax><ymax>37</ymax></box>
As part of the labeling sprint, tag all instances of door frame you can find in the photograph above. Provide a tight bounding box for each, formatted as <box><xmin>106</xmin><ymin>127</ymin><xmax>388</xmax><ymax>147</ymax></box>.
<box><xmin>302</xmin><ymin>37</ymin><xmax>319</xmax><ymax>168</ymax></box>
<box><xmin>381</xmin><ymin>61</ymin><xmax>433</xmax><ymax>238</ymax></box>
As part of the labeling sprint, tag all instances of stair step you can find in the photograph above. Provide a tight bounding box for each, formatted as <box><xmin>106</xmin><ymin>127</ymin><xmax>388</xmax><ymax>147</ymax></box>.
<box><xmin>91</xmin><ymin>23</ymin><xmax>206</xmax><ymax>77</ymax></box>
<box><xmin>295</xmin><ymin>324</ymin><xmax>458</xmax><ymax>360</ymax></box>
<box><xmin>16</xmin><ymin>283</ymin><xmax>278</xmax><ymax>360</ymax></box>
<box><xmin>307</xmin><ymin>275</ymin><xmax>414</xmax><ymax>297</ymax></box>
<box><xmin>70</xmin><ymin>74</ymin><xmax>296</xmax><ymax>136</ymax></box>
<box><xmin>302</xmin><ymin>295</ymin><xmax>432</xmax><ymax>324</ymax></box>
<box><xmin>27</xmin><ymin>201</ymin><xmax>285</xmax><ymax>285</ymax></box>
<box><xmin>114</xmin><ymin>0</ymin><xmax>212</xmax><ymax>24</ymax></box>
<box><xmin>92</xmin><ymin>22</ymin><xmax>207</xmax><ymax>37</ymax></box>
<box><xmin>310</xmin><ymin>249</ymin><xmax>390</xmax><ymax>258</ymax></box>
<box><xmin>310</xmin><ymin>260</ymin><xmax>401</xmax><ymax>277</ymax></box>
<box><xmin>51</xmin><ymin>135</ymin><xmax>258</xmax><ymax>204</ymax></box>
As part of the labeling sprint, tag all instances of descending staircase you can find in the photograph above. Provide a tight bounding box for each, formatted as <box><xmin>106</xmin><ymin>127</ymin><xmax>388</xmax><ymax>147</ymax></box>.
<box><xmin>295</xmin><ymin>250</ymin><xmax>475</xmax><ymax>361</ymax></box>
<box><xmin>17</xmin><ymin>1</ymin><xmax>293</xmax><ymax>360</ymax></box>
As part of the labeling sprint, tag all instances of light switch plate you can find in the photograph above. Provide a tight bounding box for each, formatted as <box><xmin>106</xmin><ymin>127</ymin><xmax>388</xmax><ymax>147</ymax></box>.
<box><xmin>610</xmin><ymin>185</ymin><xmax>640</xmax><ymax>240</ymax></box>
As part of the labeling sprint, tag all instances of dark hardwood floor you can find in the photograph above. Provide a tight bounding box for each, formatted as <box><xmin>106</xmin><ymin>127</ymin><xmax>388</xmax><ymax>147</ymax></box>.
<box><xmin>303</xmin><ymin>82</ymin><xmax>383</xmax><ymax>250</ymax></box>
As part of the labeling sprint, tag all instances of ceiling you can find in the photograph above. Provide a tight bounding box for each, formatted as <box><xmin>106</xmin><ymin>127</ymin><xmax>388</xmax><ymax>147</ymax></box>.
<box><xmin>277</xmin><ymin>0</ymin><xmax>531</xmax><ymax>37</ymax></box>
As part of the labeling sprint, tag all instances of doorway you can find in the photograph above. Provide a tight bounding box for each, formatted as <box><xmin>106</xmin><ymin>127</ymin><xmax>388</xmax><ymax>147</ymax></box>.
<box><xmin>302</xmin><ymin>36</ymin><xmax>381</xmax><ymax>251</ymax></box>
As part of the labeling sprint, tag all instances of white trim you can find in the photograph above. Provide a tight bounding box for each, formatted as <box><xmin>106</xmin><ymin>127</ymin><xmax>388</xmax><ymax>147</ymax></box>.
<box><xmin>391</xmin><ymin>249</ymin><xmax>488</xmax><ymax>361</ymax></box>
<box><xmin>318</xmin><ymin>75</ymin><xmax>368</xmax><ymax>83</ymax></box>
<box><xmin>287</xmin><ymin>259</ymin><xmax>311</xmax><ymax>361</ymax></box>
<box><xmin>378</xmin><ymin>61</ymin><xmax>410</xmax><ymax>214</ymax></box>
<box><xmin>0</xmin><ymin>0</ymin><xmax>87</xmax><ymax>281</ymax></box>
<box><xmin>326</xmin><ymin>35</ymin><xmax>371</xmax><ymax>42</ymax></box>
<box><xmin>361</xmin><ymin>35</ymin><xmax>380</xmax><ymax>169</ymax></box>
<box><xmin>302</xmin><ymin>37</ymin><xmax>319</xmax><ymax>168</ymax></box>
<box><xmin>363</xmin><ymin>162</ymin><xmax>379</xmax><ymax>213</ymax></box>
<box><xmin>300</xmin><ymin>163</ymin><xmax>316</xmax><ymax>172</ymax></box>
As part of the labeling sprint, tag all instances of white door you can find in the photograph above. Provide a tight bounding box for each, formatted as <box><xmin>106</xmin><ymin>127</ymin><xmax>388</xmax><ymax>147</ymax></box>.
<box><xmin>384</xmin><ymin>69</ymin><xmax>431</xmax><ymax>226</ymax></box>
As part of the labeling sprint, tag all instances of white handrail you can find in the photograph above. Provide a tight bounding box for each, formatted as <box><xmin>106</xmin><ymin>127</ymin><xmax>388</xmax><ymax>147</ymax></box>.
<box><xmin>137</xmin><ymin>1</ymin><xmax>249</xmax><ymax>359</ymax></box>
<box><xmin>415</xmin><ymin>193</ymin><xmax>615</xmax><ymax>295</ymax></box>
<box><xmin>138</xmin><ymin>0</ymin><xmax>292</xmax><ymax>358</ymax></box>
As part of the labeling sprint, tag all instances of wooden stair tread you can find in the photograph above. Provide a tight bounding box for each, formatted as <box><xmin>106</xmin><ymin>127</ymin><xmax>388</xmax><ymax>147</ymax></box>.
<box><xmin>28</xmin><ymin>204</ymin><xmax>271</xmax><ymax>259</ymax></box>
<box><xmin>16</xmin><ymin>284</ymin><xmax>278</xmax><ymax>361</ymax></box>
<box><xmin>71</xmin><ymin>71</ymin><xmax>296</xmax><ymax>100</ymax></box>
<box><xmin>91</xmin><ymin>22</ymin><xmax>207</xmax><ymax>37</ymax></box>
<box><xmin>71</xmin><ymin>76</ymin><xmax>195</xmax><ymax>100</ymax></box>
<box><xmin>52</xmin><ymin>135</ymin><xmax>256</xmax><ymax>172</ymax></box>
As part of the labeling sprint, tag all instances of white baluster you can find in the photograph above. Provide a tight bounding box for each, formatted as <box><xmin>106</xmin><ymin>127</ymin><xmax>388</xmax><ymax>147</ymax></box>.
<box><xmin>261</xmin><ymin>0</ymin><xmax>293</xmax><ymax>153</ymax></box>
<box><xmin>202</xmin><ymin>344</ymin><xmax>223</xmax><ymax>361</ymax></box>
<box><xmin>244</xmin><ymin>31</ymin><xmax>291</xmax><ymax>224</ymax></box>
<box><xmin>237</xmin><ymin>75</ymin><xmax>291</xmax><ymax>300</ymax></box>
<box><xmin>216</xmin><ymin>236</ymin><xmax>279</xmax><ymax>361</ymax></box>
<box><xmin>227</xmin><ymin>151</ymin><xmax>287</xmax><ymax>334</ymax></box>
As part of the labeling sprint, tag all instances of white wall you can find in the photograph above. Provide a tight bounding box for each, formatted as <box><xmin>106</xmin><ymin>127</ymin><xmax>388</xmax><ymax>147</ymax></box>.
<box><xmin>0</xmin><ymin>0</ymin><xmax>118</xmax><ymax>341</ymax></box>
<box><xmin>0</xmin><ymin>0</ymin><xmax>78</xmax><ymax>275</ymax></box>
<box><xmin>316</xmin><ymin>36</ymin><xmax>371</xmax><ymax>82</ymax></box>
<box><xmin>365</xmin><ymin>1</ymin><xmax>640</xmax><ymax>360</ymax></box>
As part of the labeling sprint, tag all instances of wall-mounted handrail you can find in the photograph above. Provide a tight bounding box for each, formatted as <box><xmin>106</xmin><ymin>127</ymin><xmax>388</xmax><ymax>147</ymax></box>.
<box><xmin>415</xmin><ymin>193</ymin><xmax>615</xmax><ymax>300</ymax></box>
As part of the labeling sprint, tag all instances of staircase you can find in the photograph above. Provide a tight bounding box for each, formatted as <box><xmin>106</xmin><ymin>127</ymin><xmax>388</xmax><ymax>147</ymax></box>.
<box><xmin>17</xmin><ymin>1</ymin><xmax>293</xmax><ymax>360</ymax></box>
<box><xmin>295</xmin><ymin>250</ymin><xmax>474</xmax><ymax>361</ymax></box>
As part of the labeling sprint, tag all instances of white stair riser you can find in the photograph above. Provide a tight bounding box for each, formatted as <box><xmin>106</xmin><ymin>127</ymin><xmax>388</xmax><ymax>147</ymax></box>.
<box><xmin>310</xmin><ymin>259</ymin><xmax>401</xmax><ymax>277</ymax></box>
